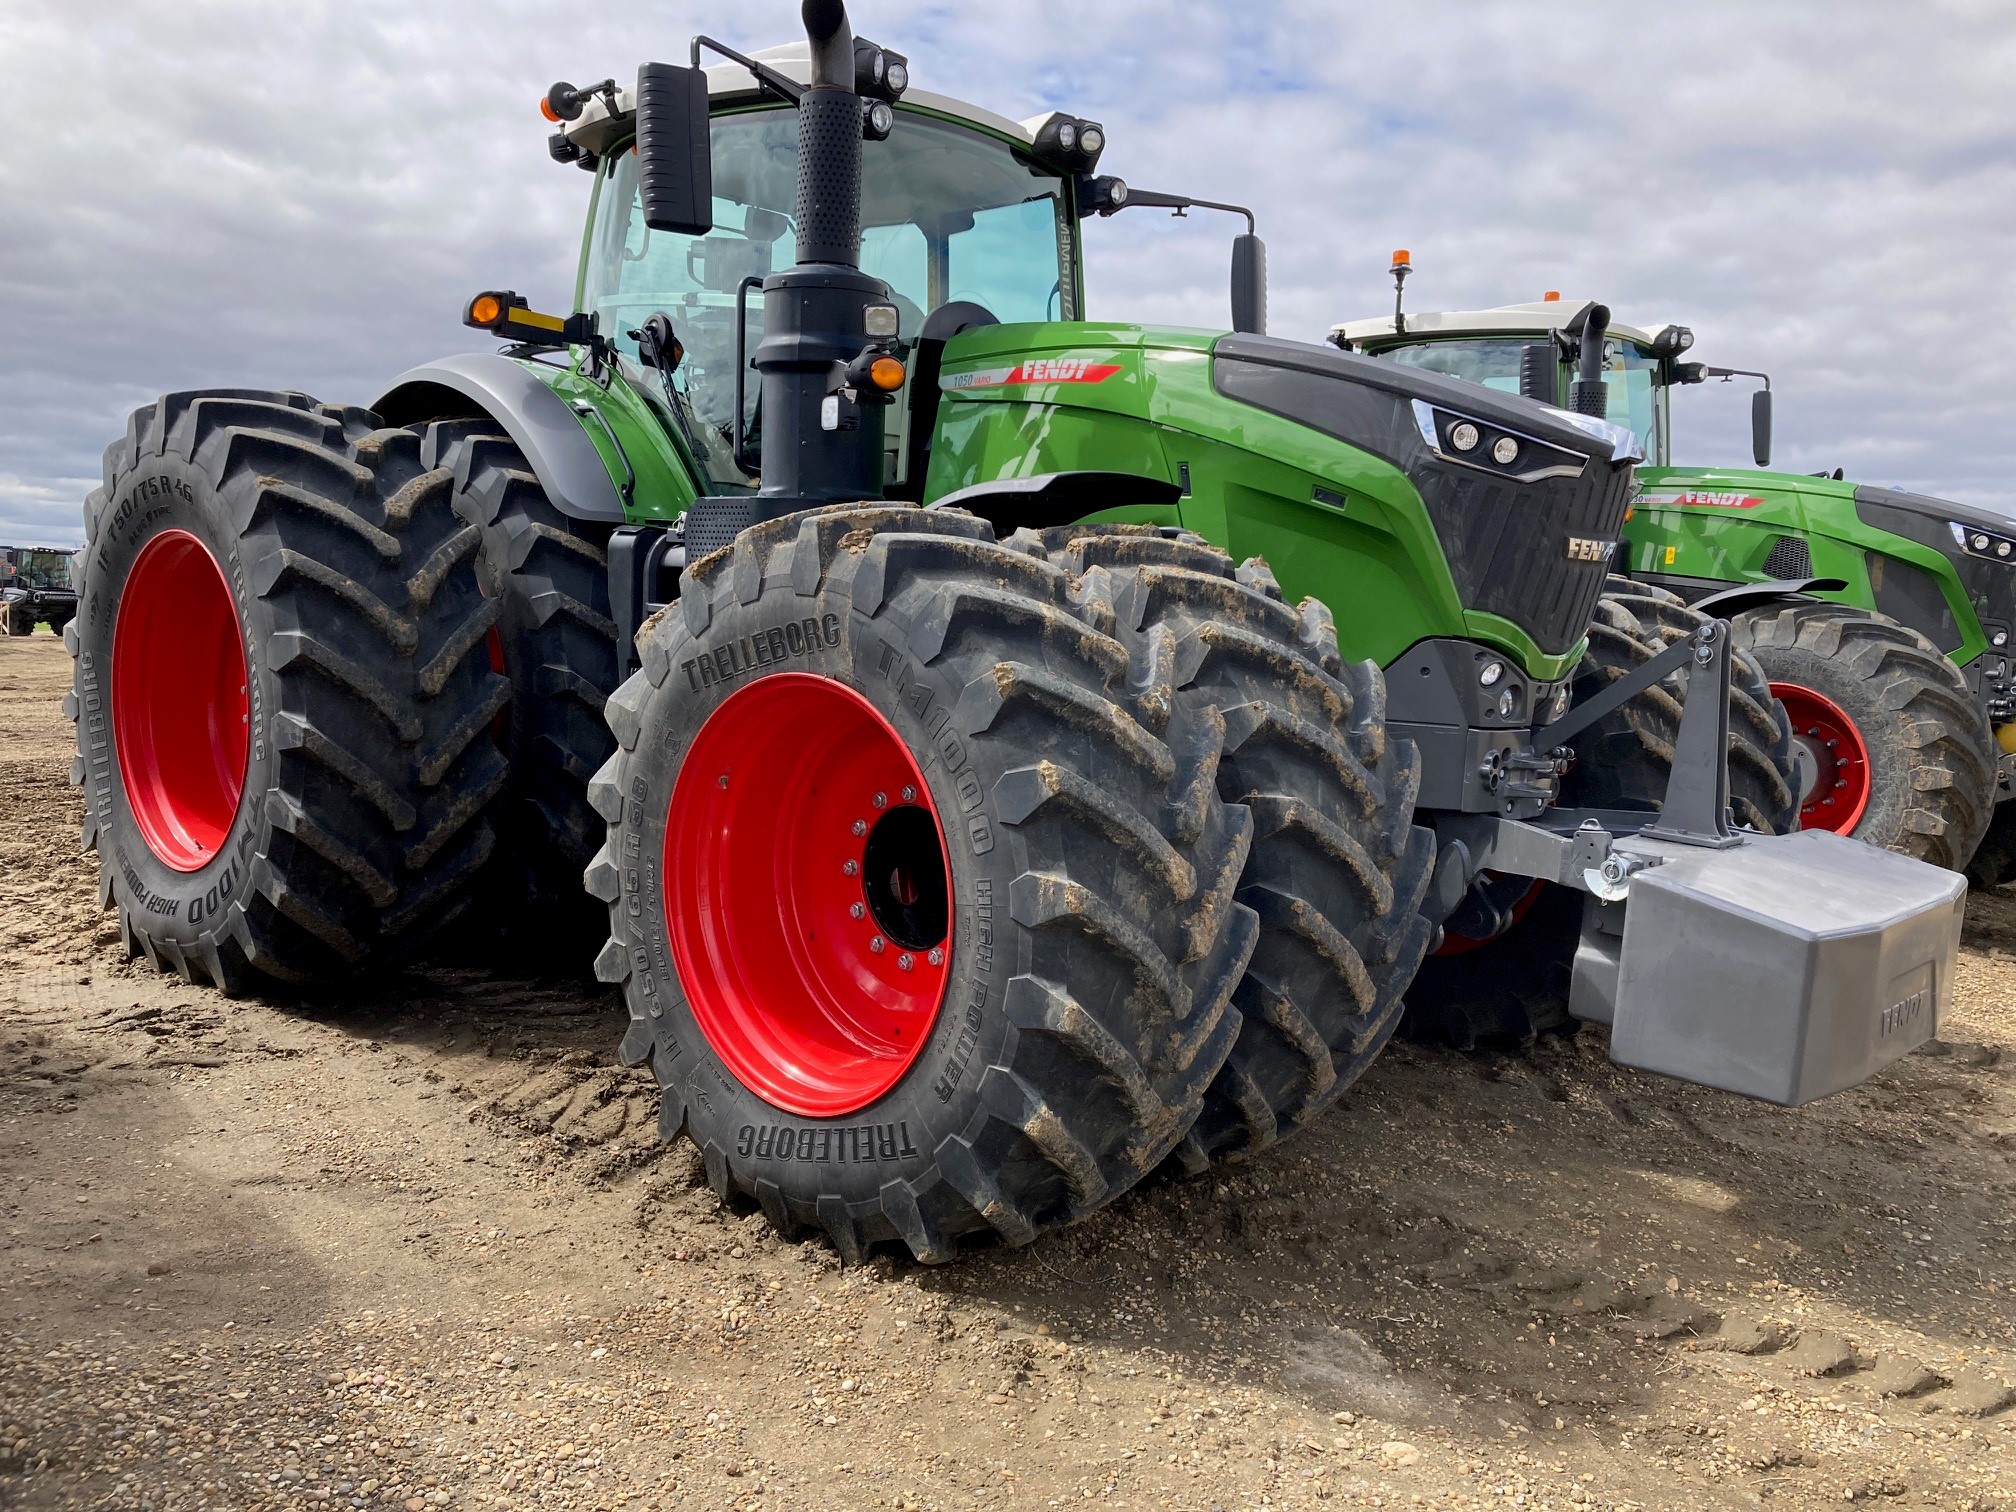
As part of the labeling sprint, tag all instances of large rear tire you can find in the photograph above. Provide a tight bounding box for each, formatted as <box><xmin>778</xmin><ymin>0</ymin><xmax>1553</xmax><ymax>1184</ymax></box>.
<box><xmin>1729</xmin><ymin>600</ymin><xmax>1992</xmax><ymax>873</ymax></box>
<box><xmin>1022</xmin><ymin>526</ymin><xmax>1435</xmax><ymax>1168</ymax></box>
<box><xmin>427</xmin><ymin>422</ymin><xmax>618</xmax><ymax>951</ymax></box>
<box><xmin>68</xmin><ymin>389</ymin><xmax>510</xmax><ymax>991</ymax></box>
<box><xmin>1404</xmin><ymin>578</ymin><xmax>1800</xmax><ymax>1048</ymax></box>
<box><xmin>587</xmin><ymin>506</ymin><xmax>1255</xmax><ymax>1262</ymax></box>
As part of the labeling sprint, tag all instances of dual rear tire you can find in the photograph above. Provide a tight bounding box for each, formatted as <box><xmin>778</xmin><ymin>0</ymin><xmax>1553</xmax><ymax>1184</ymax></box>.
<box><xmin>71</xmin><ymin>391</ymin><xmax>510</xmax><ymax>989</ymax></box>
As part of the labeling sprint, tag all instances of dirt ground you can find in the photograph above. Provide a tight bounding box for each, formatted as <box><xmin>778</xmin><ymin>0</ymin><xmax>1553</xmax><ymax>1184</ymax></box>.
<box><xmin>4</xmin><ymin>629</ymin><xmax>2014</xmax><ymax>1512</ymax></box>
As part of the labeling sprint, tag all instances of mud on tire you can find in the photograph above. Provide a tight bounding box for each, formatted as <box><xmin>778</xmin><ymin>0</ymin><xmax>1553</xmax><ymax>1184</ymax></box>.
<box><xmin>1404</xmin><ymin>576</ymin><xmax>1801</xmax><ymax>1048</ymax></box>
<box><xmin>1730</xmin><ymin>600</ymin><xmax>1992</xmax><ymax>874</ymax></box>
<box><xmin>1022</xmin><ymin>526</ymin><xmax>1435</xmax><ymax>1168</ymax></box>
<box><xmin>69</xmin><ymin>389</ymin><xmax>510</xmax><ymax>991</ymax></box>
<box><xmin>586</xmin><ymin>506</ymin><xmax>1256</xmax><ymax>1262</ymax></box>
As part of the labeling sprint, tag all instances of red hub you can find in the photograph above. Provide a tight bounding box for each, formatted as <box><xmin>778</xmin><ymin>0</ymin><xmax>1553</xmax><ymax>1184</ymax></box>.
<box><xmin>1771</xmin><ymin>681</ymin><xmax>1872</xmax><ymax>834</ymax></box>
<box><xmin>663</xmin><ymin>673</ymin><xmax>952</xmax><ymax>1117</ymax></box>
<box><xmin>112</xmin><ymin>530</ymin><xmax>251</xmax><ymax>871</ymax></box>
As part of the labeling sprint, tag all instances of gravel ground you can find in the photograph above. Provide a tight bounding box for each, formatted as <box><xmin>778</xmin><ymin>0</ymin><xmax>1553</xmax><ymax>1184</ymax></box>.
<box><xmin>4</xmin><ymin>629</ymin><xmax>2015</xmax><ymax>1512</ymax></box>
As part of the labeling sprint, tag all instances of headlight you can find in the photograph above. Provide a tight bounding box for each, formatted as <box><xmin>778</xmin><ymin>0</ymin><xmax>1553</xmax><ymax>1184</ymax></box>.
<box><xmin>1450</xmin><ymin>422</ymin><xmax>1480</xmax><ymax>452</ymax></box>
<box><xmin>1497</xmin><ymin>688</ymin><xmax>1520</xmax><ymax>719</ymax></box>
<box><xmin>1479</xmin><ymin>660</ymin><xmax>1504</xmax><ymax>687</ymax></box>
<box><xmin>1079</xmin><ymin>126</ymin><xmax>1104</xmax><ymax>155</ymax></box>
<box><xmin>1549</xmin><ymin>685</ymin><xmax>1571</xmax><ymax>722</ymax></box>
<box><xmin>1492</xmin><ymin>436</ymin><xmax>1520</xmax><ymax>465</ymax></box>
<box><xmin>1411</xmin><ymin>400</ymin><xmax>1594</xmax><ymax>483</ymax></box>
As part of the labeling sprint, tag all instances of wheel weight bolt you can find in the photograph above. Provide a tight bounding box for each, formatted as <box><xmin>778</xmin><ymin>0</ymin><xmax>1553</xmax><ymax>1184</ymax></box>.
<box><xmin>849</xmin><ymin>902</ymin><xmax>865</xmax><ymax>920</ymax></box>
<box><xmin>872</xmin><ymin>791</ymin><xmax>888</xmax><ymax>810</ymax></box>
<box><xmin>927</xmin><ymin>948</ymin><xmax>944</xmax><ymax>966</ymax></box>
<box><xmin>870</xmin><ymin>936</ymin><xmax>886</xmax><ymax>954</ymax></box>
<box><xmin>851</xmin><ymin>819</ymin><xmax>868</xmax><ymax>837</ymax></box>
<box><xmin>843</xmin><ymin>860</ymin><xmax>859</xmax><ymax>877</ymax></box>
<box><xmin>897</xmin><ymin>953</ymin><xmax>914</xmax><ymax>971</ymax></box>
<box><xmin>901</xmin><ymin>785</ymin><xmax>918</xmax><ymax>803</ymax></box>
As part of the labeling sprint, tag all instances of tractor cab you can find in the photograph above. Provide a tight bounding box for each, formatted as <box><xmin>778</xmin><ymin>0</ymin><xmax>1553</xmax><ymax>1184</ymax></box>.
<box><xmin>567</xmin><ymin>45</ymin><xmax>1088</xmax><ymax>498</ymax></box>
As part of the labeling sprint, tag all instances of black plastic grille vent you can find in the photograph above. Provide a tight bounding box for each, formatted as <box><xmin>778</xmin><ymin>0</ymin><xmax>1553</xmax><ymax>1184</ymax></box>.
<box><xmin>1762</xmin><ymin>534</ymin><xmax>1812</xmax><ymax>579</ymax></box>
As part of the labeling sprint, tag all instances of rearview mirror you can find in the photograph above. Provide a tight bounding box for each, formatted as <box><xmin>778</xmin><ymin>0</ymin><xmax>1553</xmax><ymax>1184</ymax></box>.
<box><xmin>1752</xmin><ymin>388</ymin><xmax>1773</xmax><ymax>468</ymax></box>
<box><xmin>1231</xmin><ymin>234</ymin><xmax>1266</xmax><ymax>335</ymax></box>
<box><xmin>635</xmin><ymin>63</ymin><xmax>713</xmax><ymax>236</ymax></box>
<box><xmin>1518</xmin><ymin>343</ymin><xmax>1556</xmax><ymax>404</ymax></box>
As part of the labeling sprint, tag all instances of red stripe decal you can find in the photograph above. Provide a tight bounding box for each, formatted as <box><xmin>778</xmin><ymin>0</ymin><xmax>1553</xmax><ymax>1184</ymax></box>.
<box><xmin>942</xmin><ymin>360</ymin><xmax>1123</xmax><ymax>391</ymax></box>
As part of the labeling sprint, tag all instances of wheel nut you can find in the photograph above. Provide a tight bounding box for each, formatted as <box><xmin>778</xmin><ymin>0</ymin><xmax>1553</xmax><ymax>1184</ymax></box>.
<box><xmin>852</xmin><ymin>818</ymin><xmax>868</xmax><ymax>837</ymax></box>
<box><xmin>927</xmin><ymin>948</ymin><xmax>943</xmax><ymax>966</ymax></box>
<box><xmin>849</xmin><ymin>902</ymin><xmax>865</xmax><ymax>920</ymax></box>
<box><xmin>872</xmin><ymin>791</ymin><xmax>888</xmax><ymax>809</ymax></box>
<box><xmin>870</xmin><ymin>936</ymin><xmax>886</xmax><ymax>954</ymax></box>
<box><xmin>843</xmin><ymin>859</ymin><xmax>859</xmax><ymax>876</ymax></box>
<box><xmin>901</xmin><ymin>785</ymin><xmax>917</xmax><ymax>803</ymax></box>
<box><xmin>897</xmin><ymin>953</ymin><xmax>914</xmax><ymax>971</ymax></box>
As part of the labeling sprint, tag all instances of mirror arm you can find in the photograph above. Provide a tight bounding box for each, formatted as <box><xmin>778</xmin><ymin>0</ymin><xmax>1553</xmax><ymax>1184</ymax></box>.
<box><xmin>1700</xmin><ymin>366</ymin><xmax>1771</xmax><ymax>390</ymax></box>
<box><xmin>689</xmin><ymin>34</ymin><xmax>805</xmax><ymax>104</ymax></box>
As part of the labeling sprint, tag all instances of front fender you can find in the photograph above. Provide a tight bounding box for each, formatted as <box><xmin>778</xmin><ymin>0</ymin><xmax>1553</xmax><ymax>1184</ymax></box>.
<box><xmin>373</xmin><ymin>353</ymin><xmax>626</xmax><ymax>524</ymax></box>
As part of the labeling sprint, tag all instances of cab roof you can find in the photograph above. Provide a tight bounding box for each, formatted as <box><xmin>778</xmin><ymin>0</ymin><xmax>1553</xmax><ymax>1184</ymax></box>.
<box><xmin>1332</xmin><ymin>299</ymin><xmax>1686</xmax><ymax>355</ymax></box>
<box><xmin>559</xmin><ymin>42</ymin><xmax>1037</xmax><ymax>156</ymax></box>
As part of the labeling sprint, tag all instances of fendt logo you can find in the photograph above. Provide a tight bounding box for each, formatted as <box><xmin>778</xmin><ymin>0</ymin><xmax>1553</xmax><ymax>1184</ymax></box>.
<box><xmin>942</xmin><ymin>359</ymin><xmax>1123</xmax><ymax>391</ymax></box>
<box><xmin>1880</xmin><ymin>986</ymin><xmax>1929</xmax><ymax>1039</ymax></box>
<box><xmin>1565</xmin><ymin>536</ymin><xmax>1618</xmax><ymax>563</ymax></box>
<box><xmin>1640</xmin><ymin>488</ymin><xmax>1767</xmax><ymax>510</ymax></box>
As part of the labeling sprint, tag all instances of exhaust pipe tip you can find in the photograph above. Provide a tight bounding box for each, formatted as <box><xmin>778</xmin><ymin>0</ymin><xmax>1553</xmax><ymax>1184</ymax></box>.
<box><xmin>802</xmin><ymin>0</ymin><xmax>854</xmax><ymax>87</ymax></box>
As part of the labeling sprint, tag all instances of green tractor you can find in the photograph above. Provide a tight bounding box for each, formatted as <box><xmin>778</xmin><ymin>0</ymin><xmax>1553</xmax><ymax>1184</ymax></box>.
<box><xmin>1333</xmin><ymin>264</ymin><xmax>2011</xmax><ymax>884</ymax></box>
<box><xmin>2</xmin><ymin>546</ymin><xmax>80</xmax><ymax>636</ymax></box>
<box><xmin>70</xmin><ymin>1</ymin><xmax>1963</xmax><ymax>1262</ymax></box>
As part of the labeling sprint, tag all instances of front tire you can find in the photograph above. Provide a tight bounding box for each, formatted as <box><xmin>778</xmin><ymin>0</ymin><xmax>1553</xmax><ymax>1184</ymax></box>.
<box><xmin>69</xmin><ymin>389</ymin><xmax>510</xmax><ymax>991</ymax></box>
<box><xmin>587</xmin><ymin>506</ymin><xmax>1255</xmax><ymax>1261</ymax></box>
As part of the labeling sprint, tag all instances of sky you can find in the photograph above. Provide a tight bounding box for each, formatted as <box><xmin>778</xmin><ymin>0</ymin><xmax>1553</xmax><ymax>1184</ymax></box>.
<box><xmin>3</xmin><ymin>0</ymin><xmax>2013</xmax><ymax>544</ymax></box>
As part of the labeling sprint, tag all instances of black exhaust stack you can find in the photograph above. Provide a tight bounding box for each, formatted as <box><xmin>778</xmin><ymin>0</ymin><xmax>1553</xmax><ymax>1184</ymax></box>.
<box><xmin>744</xmin><ymin>0</ymin><xmax>895</xmax><ymax>514</ymax></box>
<box><xmin>1569</xmin><ymin>303</ymin><xmax>1612</xmax><ymax>418</ymax></box>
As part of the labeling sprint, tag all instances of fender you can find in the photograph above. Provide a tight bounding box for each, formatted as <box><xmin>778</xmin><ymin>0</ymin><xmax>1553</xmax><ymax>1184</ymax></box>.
<box><xmin>928</xmin><ymin>471</ymin><xmax>1183</xmax><ymax>534</ymax></box>
<box><xmin>372</xmin><ymin>353</ymin><xmax>627</xmax><ymax>523</ymax></box>
<box><xmin>1689</xmin><ymin>575</ymin><xmax>1848</xmax><ymax>619</ymax></box>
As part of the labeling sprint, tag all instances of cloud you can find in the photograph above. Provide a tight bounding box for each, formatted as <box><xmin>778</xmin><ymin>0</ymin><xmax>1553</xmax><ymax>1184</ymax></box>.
<box><xmin>4</xmin><ymin>0</ymin><xmax>2013</xmax><ymax>545</ymax></box>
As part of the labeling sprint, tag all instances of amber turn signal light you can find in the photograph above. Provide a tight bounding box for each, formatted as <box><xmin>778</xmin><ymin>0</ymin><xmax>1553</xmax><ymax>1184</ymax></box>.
<box><xmin>465</xmin><ymin>292</ymin><xmax>510</xmax><ymax>330</ymax></box>
<box><xmin>867</xmin><ymin>356</ymin><xmax>906</xmax><ymax>392</ymax></box>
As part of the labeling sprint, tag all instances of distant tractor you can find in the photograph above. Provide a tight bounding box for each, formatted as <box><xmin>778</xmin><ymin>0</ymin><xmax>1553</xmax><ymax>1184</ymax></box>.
<box><xmin>1334</xmin><ymin>266</ymin><xmax>2010</xmax><ymax>885</ymax></box>
<box><xmin>70</xmin><ymin>2</ymin><xmax>1964</xmax><ymax>1262</ymax></box>
<box><xmin>2</xmin><ymin>546</ymin><xmax>79</xmax><ymax>636</ymax></box>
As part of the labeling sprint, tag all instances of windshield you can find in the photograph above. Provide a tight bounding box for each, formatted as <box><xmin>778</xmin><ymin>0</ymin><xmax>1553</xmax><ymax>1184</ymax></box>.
<box><xmin>583</xmin><ymin>107</ymin><xmax>1075</xmax><ymax>489</ymax></box>
<box><xmin>1382</xmin><ymin>336</ymin><xmax>1669</xmax><ymax>462</ymax></box>
<box><xmin>4</xmin><ymin>550</ymin><xmax>73</xmax><ymax>590</ymax></box>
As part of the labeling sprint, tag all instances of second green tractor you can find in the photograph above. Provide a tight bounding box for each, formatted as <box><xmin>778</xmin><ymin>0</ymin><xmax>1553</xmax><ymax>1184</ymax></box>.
<box><xmin>1334</xmin><ymin>266</ymin><xmax>2014</xmax><ymax>886</ymax></box>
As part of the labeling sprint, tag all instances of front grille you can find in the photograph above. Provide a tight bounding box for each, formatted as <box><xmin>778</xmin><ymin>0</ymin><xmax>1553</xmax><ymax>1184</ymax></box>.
<box><xmin>1763</xmin><ymin>534</ymin><xmax>1812</xmax><ymax>579</ymax></box>
<box><xmin>1420</xmin><ymin>461</ymin><xmax>1636</xmax><ymax>655</ymax></box>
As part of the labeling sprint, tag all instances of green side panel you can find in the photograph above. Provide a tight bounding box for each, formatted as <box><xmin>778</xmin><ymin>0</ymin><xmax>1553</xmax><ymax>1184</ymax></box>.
<box><xmin>523</xmin><ymin>360</ymin><xmax>703</xmax><ymax>526</ymax></box>
<box><xmin>924</xmin><ymin>322</ymin><xmax>1572</xmax><ymax>678</ymax></box>
<box><xmin>1627</xmin><ymin>464</ymin><xmax>1986</xmax><ymax>666</ymax></box>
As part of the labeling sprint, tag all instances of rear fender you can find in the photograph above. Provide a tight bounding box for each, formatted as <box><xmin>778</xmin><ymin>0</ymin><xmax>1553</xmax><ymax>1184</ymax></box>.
<box><xmin>372</xmin><ymin>353</ymin><xmax>626</xmax><ymax>524</ymax></box>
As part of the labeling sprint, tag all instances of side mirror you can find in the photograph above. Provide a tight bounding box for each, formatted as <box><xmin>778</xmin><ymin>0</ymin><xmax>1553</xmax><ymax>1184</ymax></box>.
<box><xmin>1518</xmin><ymin>343</ymin><xmax>1556</xmax><ymax>404</ymax></box>
<box><xmin>1231</xmin><ymin>233</ymin><xmax>1266</xmax><ymax>335</ymax></box>
<box><xmin>635</xmin><ymin>63</ymin><xmax>713</xmax><ymax>236</ymax></box>
<box><xmin>1751</xmin><ymin>388</ymin><xmax>1772</xmax><ymax>469</ymax></box>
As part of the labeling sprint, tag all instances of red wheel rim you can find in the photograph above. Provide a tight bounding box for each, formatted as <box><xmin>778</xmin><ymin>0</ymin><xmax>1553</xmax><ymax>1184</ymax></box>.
<box><xmin>664</xmin><ymin>673</ymin><xmax>952</xmax><ymax>1117</ymax></box>
<box><xmin>112</xmin><ymin>530</ymin><xmax>250</xmax><ymax>871</ymax></box>
<box><xmin>1771</xmin><ymin>681</ymin><xmax>1872</xmax><ymax>834</ymax></box>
